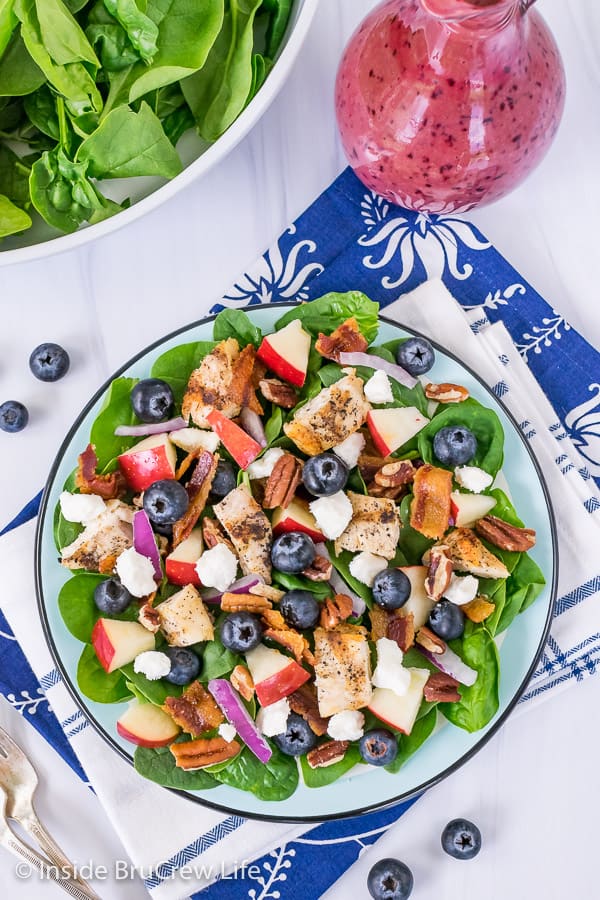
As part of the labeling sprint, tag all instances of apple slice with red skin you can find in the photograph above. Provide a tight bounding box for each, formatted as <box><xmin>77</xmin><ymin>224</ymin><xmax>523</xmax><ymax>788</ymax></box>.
<box><xmin>272</xmin><ymin>497</ymin><xmax>325</xmax><ymax>543</ymax></box>
<box><xmin>118</xmin><ymin>433</ymin><xmax>177</xmax><ymax>492</ymax></box>
<box><xmin>450</xmin><ymin>491</ymin><xmax>496</xmax><ymax>527</ymax></box>
<box><xmin>117</xmin><ymin>700</ymin><xmax>180</xmax><ymax>748</ymax></box>
<box><xmin>245</xmin><ymin>644</ymin><xmax>310</xmax><ymax>706</ymax></box>
<box><xmin>398</xmin><ymin>565</ymin><xmax>436</xmax><ymax>629</ymax></box>
<box><xmin>367</xmin><ymin>407</ymin><xmax>429</xmax><ymax>457</ymax></box>
<box><xmin>91</xmin><ymin>618</ymin><xmax>155</xmax><ymax>674</ymax></box>
<box><xmin>256</xmin><ymin>319</ymin><xmax>311</xmax><ymax>387</ymax></box>
<box><xmin>206</xmin><ymin>409</ymin><xmax>262</xmax><ymax>469</ymax></box>
<box><xmin>165</xmin><ymin>528</ymin><xmax>204</xmax><ymax>586</ymax></box>
<box><xmin>368</xmin><ymin>668</ymin><xmax>430</xmax><ymax>736</ymax></box>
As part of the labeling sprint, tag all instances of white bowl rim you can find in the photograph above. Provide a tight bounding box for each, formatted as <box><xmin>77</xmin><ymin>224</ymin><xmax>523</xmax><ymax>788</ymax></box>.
<box><xmin>0</xmin><ymin>0</ymin><xmax>320</xmax><ymax>268</ymax></box>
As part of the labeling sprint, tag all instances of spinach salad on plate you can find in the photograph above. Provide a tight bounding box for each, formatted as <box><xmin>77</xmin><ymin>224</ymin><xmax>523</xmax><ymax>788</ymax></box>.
<box><xmin>52</xmin><ymin>293</ymin><xmax>545</xmax><ymax>802</ymax></box>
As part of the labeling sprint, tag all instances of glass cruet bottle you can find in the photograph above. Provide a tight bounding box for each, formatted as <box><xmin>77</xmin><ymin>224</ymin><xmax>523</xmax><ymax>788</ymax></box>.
<box><xmin>335</xmin><ymin>0</ymin><xmax>565</xmax><ymax>213</ymax></box>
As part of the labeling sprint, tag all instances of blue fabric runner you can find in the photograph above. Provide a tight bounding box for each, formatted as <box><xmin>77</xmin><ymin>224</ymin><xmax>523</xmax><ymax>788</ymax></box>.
<box><xmin>1</xmin><ymin>168</ymin><xmax>599</xmax><ymax>898</ymax></box>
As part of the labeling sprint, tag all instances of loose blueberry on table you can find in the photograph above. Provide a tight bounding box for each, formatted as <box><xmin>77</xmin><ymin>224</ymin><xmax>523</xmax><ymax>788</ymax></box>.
<box><xmin>367</xmin><ymin>858</ymin><xmax>413</xmax><ymax>900</ymax></box>
<box><xmin>29</xmin><ymin>342</ymin><xmax>70</xmax><ymax>382</ymax></box>
<box><xmin>0</xmin><ymin>400</ymin><xmax>29</xmax><ymax>433</ymax></box>
<box><xmin>441</xmin><ymin>818</ymin><xmax>482</xmax><ymax>860</ymax></box>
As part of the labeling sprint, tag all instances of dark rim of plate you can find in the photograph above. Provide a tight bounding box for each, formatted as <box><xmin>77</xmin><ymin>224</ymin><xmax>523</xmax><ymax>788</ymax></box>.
<box><xmin>35</xmin><ymin>301</ymin><xmax>559</xmax><ymax>824</ymax></box>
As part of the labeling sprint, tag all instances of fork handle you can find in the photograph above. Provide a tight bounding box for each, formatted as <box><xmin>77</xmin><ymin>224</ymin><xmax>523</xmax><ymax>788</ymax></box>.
<box><xmin>1</xmin><ymin>827</ymin><xmax>99</xmax><ymax>900</ymax></box>
<box><xmin>18</xmin><ymin>811</ymin><xmax>100</xmax><ymax>899</ymax></box>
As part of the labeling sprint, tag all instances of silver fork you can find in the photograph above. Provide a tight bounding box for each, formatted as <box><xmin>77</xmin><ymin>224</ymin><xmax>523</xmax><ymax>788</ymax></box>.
<box><xmin>0</xmin><ymin>725</ymin><xmax>100</xmax><ymax>898</ymax></box>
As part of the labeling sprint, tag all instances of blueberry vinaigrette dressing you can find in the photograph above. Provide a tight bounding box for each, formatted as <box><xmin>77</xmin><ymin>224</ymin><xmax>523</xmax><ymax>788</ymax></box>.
<box><xmin>335</xmin><ymin>0</ymin><xmax>565</xmax><ymax>212</ymax></box>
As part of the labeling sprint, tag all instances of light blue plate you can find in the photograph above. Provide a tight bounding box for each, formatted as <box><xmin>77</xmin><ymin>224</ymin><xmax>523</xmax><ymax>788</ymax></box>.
<box><xmin>35</xmin><ymin>304</ymin><xmax>557</xmax><ymax>822</ymax></box>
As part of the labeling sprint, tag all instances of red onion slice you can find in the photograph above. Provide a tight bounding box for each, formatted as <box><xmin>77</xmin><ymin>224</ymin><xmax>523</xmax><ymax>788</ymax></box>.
<box><xmin>316</xmin><ymin>543</ymin><xmax>367</xmax><ymax>617</ymax></box>
<box><xmin>240</xmin><ymin>408</ymin><xmax>267</xmax><ymax>448</ymax></box>
<box><xmin>416</xmin><ymin>645</ymin><xmax>478</xmax><ymax>687</ymax></box>
<box><xmin>208</xmin><ymin>679</ymin><xmax>272</xmax><ymax>763</ymax></box>
<box><xmin>202</xmin><ymin>573</ymin><xmax>265</xmax><ymax>604</ymax></box>
<box><xmin>338</xmin><ymin>352</ymin><xmax>417</xmax><ymax>389</ymax></box>
<box><xmin>132</xmin><ymin>510</ymin><xmax>162</xmax><ymax>581</ymax></box>
<box><xmin>114</xmin><ymin>416</ymin><xmax>187</xmax><ymax>437</ymax></box>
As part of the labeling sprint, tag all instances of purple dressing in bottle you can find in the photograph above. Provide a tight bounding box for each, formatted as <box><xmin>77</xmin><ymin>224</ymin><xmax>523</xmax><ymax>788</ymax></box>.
<box><xmin>335</xmin><ymin>0</ymin><xmax>565</xmax><ymax>212</ymax></box>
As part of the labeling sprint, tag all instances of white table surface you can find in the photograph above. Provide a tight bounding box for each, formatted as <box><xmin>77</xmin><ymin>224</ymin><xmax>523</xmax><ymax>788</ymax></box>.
<box><xmin>1</xmin><ymin>1</ymin><xmax>598</xmax><ymax>897</ymax></box>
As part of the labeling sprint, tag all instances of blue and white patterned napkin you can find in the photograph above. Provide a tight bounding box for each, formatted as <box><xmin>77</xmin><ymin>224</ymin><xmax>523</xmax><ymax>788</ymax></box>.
<box><xmin>1</xmin><ymin>168</ymin><xmax>600</xmax><ymax>900</ymax></box>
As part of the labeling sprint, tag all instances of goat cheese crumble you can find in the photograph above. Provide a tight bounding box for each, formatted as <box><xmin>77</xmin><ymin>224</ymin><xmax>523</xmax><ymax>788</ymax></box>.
<box><xmin>195</xmin><ymin>543</ymin><xmax>238</xmax><ymax>592</ymax></box>
<box><xmin>115</xmin><ymin>547</ymin><xmax>157</xmax><ymax>597</ymax></box>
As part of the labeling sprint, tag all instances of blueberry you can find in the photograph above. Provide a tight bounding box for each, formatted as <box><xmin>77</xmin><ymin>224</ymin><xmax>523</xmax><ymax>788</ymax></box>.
<box><xmin>143</xmin><ymin>479</ymin><xmax>189</xmax><ymax>525</ymax></box>
<box><xmin>220</xmin><ymin>612</ymin><xmax>263</xmax><ymax>653</ymax></box>
<box><xmin>433</xmin><ymin>425</ymin><xmax>477</xmax><ymax>467</ymax></box>
<box><xmin>272</xmin><ymin>713</ymin><xmax>317</xmax><ymax>756</ymax></box>
<box><xmin>210</xmin><ymin>460</ymin><xmax>236</xmax><ymax>501</ymax></box>
<box><xmin>441</xmin><ymin>818</ymin><xmax>482</xmax><ymax>860</ymax></box>
<box><xmin>372</xmin><ymin>569</ymin><xmax>411</xmax><ymax>610</ymax></box>
<box><xmin>94</xmin><ymin>578</ymin><xmax>132</xmax><ymax>614</ymax></box>
<box><xmin>396</xmin><ymin>336</ymin><xmax>435</xmax><ymax>377</ymax></box>
<box><xmin>359</xmin><ymin>729</ymin><xmax>398</xmax><ymax>767</ymax></box>
<box><xmin>29</xmin><ymin>342</ymin><xmax>70</xmax><ymax>382</ymax></box>
<box><xmin>302</xmin><ymin>453</ymin><xmax>349</xmax><ymax>496</ymax></box>
<box><xmin>280</xmin><ymin>590</ymin><xmax>320</xmax><ymax>629</ymax></box>
<box><xmin>0</xmin><ymin>401</ymin><xmax>29</xmax><ymax>433</ymax></box>
<box><xmin>130</xmin><ymin>378</ymin><xmax>174</xmax><ymax>423</ymax></box>
<box><xmin>367</xmin><ymin>858</ymin><xmax>413</xmax><ymax>900</ymax></box>
<box><xmin>428</xmin><ymin>599</ymin><xmax>465</xmax><ymax>640</ymax></box>
<box><xmin>271</xmin><ymin>531</ymin><xmax>316</xmax><ymax>574</ymax></box>
<box><xmin>164</xmin><ymin>647</ymin><xmax>201</xmax><ymax>685</ymax></box>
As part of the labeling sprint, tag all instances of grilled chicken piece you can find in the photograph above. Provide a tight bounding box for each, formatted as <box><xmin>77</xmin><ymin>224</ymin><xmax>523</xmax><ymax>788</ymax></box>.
<box><xmin>284</xmin><ymin>373</ymin><xmax>370</xmax><ymax>455</ymax></box>
<box><xmin>314</xmin><ymin>625</ymin><xmax>373</xmax><ymax>717</ymax></box>
<box><xmin>213</xmin><ymin>485</ymin><xmax>272</xmax><ymax>584</ymax></box>
<box><xmin>181</xmin><ymin>339</ymin><xmax>262</xmax><ymax>428</ymax></box>
<box><xmin>444</xmin><ymin>528</ymin><xmax>509</xmax><ymax>580</ymax></box>
<box><xmin>61</xmin><ymin>500</ymin><xmax>134</xmax><ymax>573</ymax></box>
<box><xmin>156</xmin><ymin>585</ymin><xmax>214</xmax><ymax>646</ymax></box>
<box><xmin>334</xmin><ymin>491</ymin><xmax>400</xmax><ymax>560</ymax></box>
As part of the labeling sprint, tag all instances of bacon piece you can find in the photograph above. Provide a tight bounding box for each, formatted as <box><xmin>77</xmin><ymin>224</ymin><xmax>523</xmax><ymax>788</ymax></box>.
<box><xmin>315</xmin><ymin>317</ymin><xmax>368</xmax><ymax>361</ymax></box>
<box><xmin>75</xmin><ymin>443</ymin><xmax>126</xmax><ymax>499</ymax></box>
<box><xmin>388</xmin><ymin>611</ymin><xmax>415</xmax><ymax>652</ymax></box>
<box><xmin>163</xmin><ymin>682</ymin><xmax>223</xmax><ymax>736</ymax></box>
<box><xmin>229</xmin><ymin>344</ymin><xmax>264</xmax><ymax>415</ymax></box>
<box><xmin>410</xmin><ymin>464</ymin><xmax>453</xmax><ymax>539</ymax></box>
<box><xmin>172</xmin><ymin>451</ymin><xmax>218</xmax><ymax>547</ymax></box>
<box><xmin>288</xmin><ymin>683</ymin><xmax>329</xmax><ymax>736</ymax></box>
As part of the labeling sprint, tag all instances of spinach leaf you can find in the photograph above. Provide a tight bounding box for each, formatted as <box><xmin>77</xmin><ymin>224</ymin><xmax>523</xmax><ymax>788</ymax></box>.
<box><xmin>265</xmin><ymin>0</ymin><xmax>291</xmax><ymax>58</ymax></box>
<box><xmin>201</xmin><ymin>632</ymin><xmax>241</xmax><ymax>681</ymax></box>
<box><xmin>77</xmin><ymin>643</ymin><xmax>133</xmax><ymax>703</ymax></box>
<box><xmin>150</xmin><ymin>340</ymin><xmax>216</xmax><ymax>406</ymax></box>
<box><xmin>300</xmin><ymin>744</ymin><xmax>363</xmax><ymax>788</ymax></box>
<box><xmin>272</xmin><ymin>570</ymin><xmax>331</xmax><ymax>600</ymax></box>
<box><xmin>0</xmin><ymin>192</ymin><xmax>31</xmax><ymax>236</ymax></box>
<box><xmin>76</xmin><ymin>102</ymin><xmax>181</xmax><ymax>179</ymax></box>
<box><xmin>53</xmin><ymin>469</ymin><xmax>81</xmax><ymax>551</ymax></box>
<box><xmin>210</xmin><ymin>743</ymin><xmax>298</xmax><ymax>800</ymax></box>
<box><xmin>417</xmin><ymin>398</ymin><xmax>504</xmax><ymax>478</ymax></box>
<box><xmin>58</xmin><ymin>572</ymin><xmax>140</xmax><ymax>642</ymax></box>
<box><xmin>120</xmin><ymin>662</ymin><xmax>183</xmax><ymax>705</ymax></box>
<box><xmin>327</xmin><ymin>547</ymin><xmax>372</xmax><ymax>605</ymax></box>
<box><xmin>480</xmin><ymin>579</ymin><xmax>506</xmax><ymax>637</ymax></box>
<box><xmin>494</xmin><ymin>552</ymin><xmax>545</xmax><ymax>634</ymax></box>
<box><xmin>441</xmin><ymin>623</ymin><xmax>499</xmax><ymax>733</ymax></box>
<box><xmin>384</xmin><ymin>706</ymin><xmax>437</xmax><ymax>773</ymax></box>
<box><xmin>89</xmin><ymin>375</ymin><xmax>138</xmax><ymax>470</ymax></box>
<box><xmin>0</xmin><ymin>32</ymin><xmax>46</xmax><ymax>96</ymax></box>
<box><xmin>181</xmin><ymin>0</ymin><xmax>260</xmax><ymax>142</ymax></box>
<box><xmin>134</xmin><ymin>739</ymin><xmax>218</xmax><ymax>789</ymax></box>
<box><xmin>35</xmin><ymin>0</ymin><xmax>99</xmax><ymax>69</ymax></box>
<box><xmin>212</xmin><ymin>307</ymin><xmax>261</xmax><ymax>347</ymax></box>
<box><xmin>275</xmin><ymin>292</ymin><xmax>380</xmax><ymax>344</ymax></box>
<box><xmin>23</xmin><ymin>83</ymin><xmax>59</xmax><ymax>138</ymax></box>
<box><xmin>264</xmin><ymin>406</ymin><xmax>283</xmax><ymax>445</ymax></box>
<box><xmin>103</xmin><ymin>0</ymin><xmax>158</xmax><ymax>62</ymax></box>
<box><xmin>85</xmin><ymin>23</ymin><xmax>141</xmax><ymax>72</ymax></box>
<box><xmin>0</xmin><ymin>0</ymin><xmax>17</xmax><ymax>61</ymax></box>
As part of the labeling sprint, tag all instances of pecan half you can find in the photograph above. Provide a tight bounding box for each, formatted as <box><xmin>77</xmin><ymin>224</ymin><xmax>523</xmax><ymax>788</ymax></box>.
<box><xmin>388</xmin><ymin>611</ymin><xmax>415</xmax><ymax>652</ymax></box>
<box><xmin>163</xmin><ymin>682</ymin><xmax>223</xmax><ymax>736</ymax></box>
<box><xmin>221</xmin><ymin>592</ymin><xmax>272</xmax><ymax>614</ymax></box>
<box><xmin>423</xmin><ymin>672</ymin><xmax>461</xmax><ymax>703</ymax></box>
<box><xmin>230</xmin><ymin>664</ymin><xmax>254</xmax><ymax>701</ymax></box>
<box><xmin>358</xmin><ymin>452</ymin><xmax>392</xmax><ymax>483</ymax></box>
<box><xmin>425</xmin><ymin>546</ymin><xmax>454</xmax><ymax>600</ymax></box>
<box><xmin>320</xmin><ymin>593</ymin><xmax>354</xmax><ymax>629</ymax></box>
<box><xmin>416</xmin><ymin>625</ymin><xmax>446</xmax><ymax>655</ymax></box>
<box><xmin>263</xmin><ymin>454</ymin><xmax>302</xmax><ymax>509</ymax></box>
<box><xmin>374</xmin><ymin>459</ymin><xmax>416</xmax><ymax>488</ymax></box>
<box><xmin>367</xmin><ymin>481</ymin><xmax>407</xmax><ymax>500</ymax></box>
<box><xmin>138</xmin><ymin>603</ymin><xmax>160</xmax><ymax>633</ymax></box>
<box><xmin>303</xmin><ymin>555</ymin><xmax>333</xmax><ymax>582</ymax></box>
<box><xmin>463</xmin><ymin>595</ymin><xmax>495</xmax><ymax>623</ymax></box>
<box><xmin>202</xmin><ymin>517</ymin><xmax>235</xmax><ymax>553</ymax></box>
<box><xmin>170</xmin><ymin>736</ymin><xmax>240</xmax><ymax>770</ymax></box>
<box><xmin>264</xmin><ymin>627</ymin><xmax>307</xmax><ymax>662</ymax></box>
<box><xmin>289</xmin><ymin>683</ymin><xmax>329</xmax><ymax>736</ymax></box>
<box><xmin>259</xmin><ymin>378</ymin><xmax>298</xmax><ymax>409</ymax></box>
<box><xmin>249</xmin><ymin>582</ymin><xmax>285</xmax><ymax>603</ymax></box>
<box><xmin>306</xmin><ymin>740</ymin><xmax>349</xmax><ymax>769</ymax></box>
<box><xmin>475</xmin><ymin>515</ymin><xmax>536</xmax><ymax>552</ymax></box>
<box><xmin>315</xmin><ymin>317</ymin><xmax>368</xmax><ymax>361</ymax></box>
<box><xmin>424</xmin><ymin>382</ymin><xmax>470</xmax><ymax>403</ymax></box>
<box><xmin>76</xmin><ymin>443</ymin><xmax>126</xmax><ymax>499</ymax></box>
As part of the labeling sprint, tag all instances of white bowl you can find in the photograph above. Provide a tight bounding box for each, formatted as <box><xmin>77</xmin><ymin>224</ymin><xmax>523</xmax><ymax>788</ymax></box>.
<box><xmin>0</xmin><ymin>0</ymin><xmax>319</xmax><ymax>267</ymax></box>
